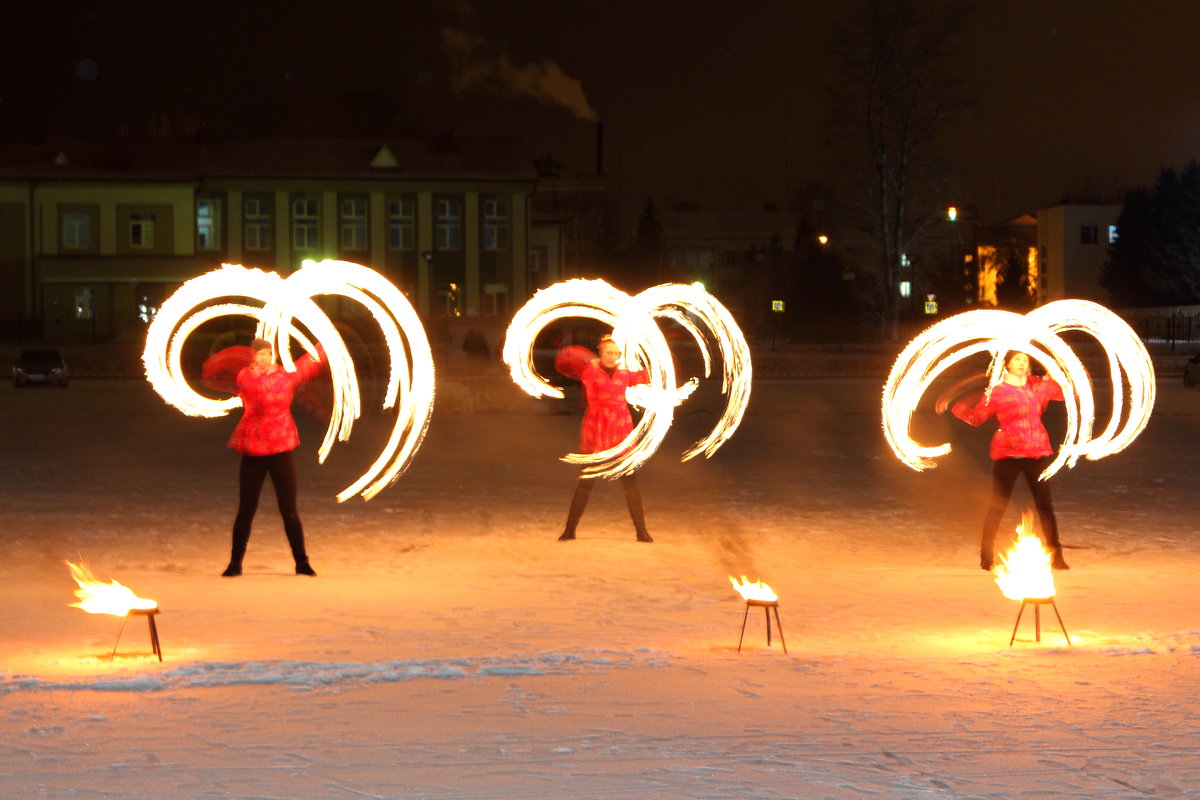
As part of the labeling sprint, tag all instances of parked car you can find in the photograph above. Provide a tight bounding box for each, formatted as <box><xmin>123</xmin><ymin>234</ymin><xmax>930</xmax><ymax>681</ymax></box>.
<box><xmin>1185</xmin><ymin>352</ymin><xmax>1200</xmax><ymax>387</ymax></box>
<box><xmin>12</xmin><ymin>348</ymin><xmax>69</xmax><ymax>388</ymax></box>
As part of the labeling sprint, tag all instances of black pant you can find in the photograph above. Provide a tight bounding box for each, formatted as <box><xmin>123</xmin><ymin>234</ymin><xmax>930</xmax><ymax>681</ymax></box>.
<box><xmin>981</xmin><ymin>457</ymin><xmax>1061</xmax><ymax>560</ymax></box>
<box><xmin>563</xmin><ymin>474</ymin><xmax>648</xmax><ymax>537</ymax></box>
<box><xmin>229</xmin><ymin>451</ymin><xmax>308</xmax><ymax>566</ymax></box>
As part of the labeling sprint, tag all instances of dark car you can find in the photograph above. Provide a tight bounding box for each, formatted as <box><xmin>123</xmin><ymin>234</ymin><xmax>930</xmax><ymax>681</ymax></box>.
<box><xmin>13</xmin><ymin>348</ymin><xmax>69</xmax><ymax>388</ymax></box>
<box><xmin>1185</xmin><ymin>353</ymin><xmax>1200</xmax><ymax>387</ymax></box>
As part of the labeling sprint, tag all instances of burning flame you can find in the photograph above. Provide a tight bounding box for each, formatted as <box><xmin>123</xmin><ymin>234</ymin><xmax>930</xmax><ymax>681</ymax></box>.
<box><xmin>502</xmin><ymin>278</ymin><xmax>752</xmax><ymax>478</ymax></box>
<box><xmin>142</xmin><ymin>260</ymin><xmax>435</xmax><ymax>502</ymax></box>
<box><xmin>67</xmin><ymin>561</ymin><xmax>157</xmax><ymax>616</ymax></box>
<box><xmin>992</xmin><ymin>513</ymin><xmax>1056</xmax><ymax>601</ymax></box>
<box><xmin>729</xmin><ymin>575</ymin><xmax>778</xmax><ymax>603</ymax></box>
<box><xmin>882</xmin><ymin>299</ymin><xmax>1155</xmax><ymax>481</ymax></box>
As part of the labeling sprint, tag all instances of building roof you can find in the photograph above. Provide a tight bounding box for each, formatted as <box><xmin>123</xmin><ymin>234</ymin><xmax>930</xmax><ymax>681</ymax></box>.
<box><xmin>0</xmin><ymin>135</ymin><xmax>538</xmax><ymax>183</ymax></box>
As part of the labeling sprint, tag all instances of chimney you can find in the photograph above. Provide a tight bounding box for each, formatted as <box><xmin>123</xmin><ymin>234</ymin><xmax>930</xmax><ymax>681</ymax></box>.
<box><xmin>595</xmin><ymin>121</ymin><xmax>605</xmax><ymax>176</ymax></box>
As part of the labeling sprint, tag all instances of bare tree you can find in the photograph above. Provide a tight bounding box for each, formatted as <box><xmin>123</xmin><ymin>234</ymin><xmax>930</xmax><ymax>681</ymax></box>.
<box><xmin>826</xmin><ymin>0</ymin><xmax>974</xmax><ymax>339</ymax></box>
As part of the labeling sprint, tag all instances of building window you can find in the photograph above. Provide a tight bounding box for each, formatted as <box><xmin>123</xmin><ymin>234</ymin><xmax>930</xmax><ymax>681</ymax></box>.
<box><xmin>483</xmin><ymin>283</ymin><xmax>508</xmax><ymax>315</ymax></box>
<box><xmin>388</xmin><ymin>198</ymin><xmax>416</xmax><ymax>250</ymax></box>
<box><xmin>1107</xmin><ymin>224</ymin><xmax>1119</xmax><ymax>244</ymax></box>
<box><xmin>245</xmin><ymin>197</ymin><xmax>272</xmax><ymax>251</ymax></box>
<box><xmin>130</xmin><ymin>214</ymin><xmax>156</xmax><ymax>248</ymax></box>
<box><xmin>74</xmin><ymin>288</ymin><xmax>96</xmax><ymax>319</ymax></box>
<box><xmin>197</xmin><ymin>198</ymin><xmax>222</xmax><ymax>250</ymax></box>
<box><xmin>62</xmin><ymin>212</ymin><xmax>92</xmax><ymax>249</ymax></box>
<box><xmin>1080</xmin><ymin>224</ymin><xmax>1099</xmax><ymax>244</ymax></box>
<box><xmin>435</xmin><ymin>197</ymin><xmax>462</xmax><ymax>250</ymax></box>
<box><xmin>483</xmin><ymin>199</ymin><xmax>509</xmax><ymax>250</ymax></box>
<box><xmin>340</xmin><ymin>197</ymin><xmax>368</xmax><ymax>251</ymax></box>
<box><xmin>291</xmin><ymin>198</ymin><xmax>319</xmax><ymax>251</ymax></box>
<box><xmin>529</xmin><ymin>245</ymin><xmax>548</xmax><ymax>288</ymax></box>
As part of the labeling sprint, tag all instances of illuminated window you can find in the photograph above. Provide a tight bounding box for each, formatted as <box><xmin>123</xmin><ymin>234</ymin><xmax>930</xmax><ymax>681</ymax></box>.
<box><xmin>388</xmin><ymin>197</ymin><xmax>415</xmax><ymax>250</ymax></box>
<box><xmin>244</xmin><ymin>197</ymin><xmax>272</xmax><ymax>251</ymax></box>
<box><xmin>340</xmin><ymin>197</ymin><xmax>368</xmax><ymax>251</ymax></box>
<box><xmin>130</xmin><ymin>214</ymin><xmax>156</xmax><ymax>248</ymax></box>
<box><xmin>62</xmin><ymin>212</ymin><xmax>92</xmax><ymax>249</ymax></box>
<box><xmin>292</xmin><ymin>198</ymin><xmax>319</xmax><ymax>251</ymax></box>
<box><xmin>1108</xmin><ymin>225</ymin><xmax>1119</xmax><ymax>244</ymax></box>
<box><xmin>899</xmin><ymin>280</ymin><xmax>912</xmax><ymax>298</ymax></box>
<box><xmin>901</xmin><ymin>253</ymin><xmax>912</xmax><ymax>269</ymax></box>
<box><xmin>435</xmin><ymin>197</ymin><xmax>462</xmax><ymax>250</ymax></box>
<box><xmin>483</xmin><ymin>198</ymin><xmax>509</xmax><ymax>250</ymax></box>
<box><xmin>197</xmin><ymin>198</ymin><xmax>222</xmax><ymax>250</ymax></box>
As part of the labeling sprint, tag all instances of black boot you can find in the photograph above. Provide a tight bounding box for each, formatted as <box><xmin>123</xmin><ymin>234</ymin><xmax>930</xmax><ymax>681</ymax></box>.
<box><xmin>222</xmin><ymin>533</ymin><xmax>249</xmax><ymax>577</ymax></box>
<box><xmin>621</xmin><ymin>474</ymin><xmax>652</xmax><ymax>543</ymax></box>
<box><xmin>283</xmin><ymin>513</ymin><xmax>315</xmax><ymax>575</ymax></box>
<box><xmin>1051</xmin><ymin>549</ymin><xmax>1070</xmax><ymax>570</ymax></box>
<box><xmin>560</xmin><ymin>478</ymin><xmax>593</xmax><ymax>541</ymax></box>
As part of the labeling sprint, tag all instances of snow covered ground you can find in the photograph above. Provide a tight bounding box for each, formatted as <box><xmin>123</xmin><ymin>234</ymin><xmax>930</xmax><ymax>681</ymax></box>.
<box><xmin>1</xmin><ymin>373</ymin><xmax>1198</xmax><ymax>799</ymax></box>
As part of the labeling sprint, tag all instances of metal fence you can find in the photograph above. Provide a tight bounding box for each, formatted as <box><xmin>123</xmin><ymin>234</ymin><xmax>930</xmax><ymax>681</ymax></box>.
<box><xmin>1122</xmin><ymin>307</ymin><xmax>1200</xmax><ymax>350</ymax></box>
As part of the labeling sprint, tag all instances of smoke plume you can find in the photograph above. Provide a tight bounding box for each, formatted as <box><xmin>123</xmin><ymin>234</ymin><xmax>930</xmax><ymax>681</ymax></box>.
<box><xmin>440</xmin><ymin>27</ymin><xmax>597</xmax><ymax>121</ymax></box>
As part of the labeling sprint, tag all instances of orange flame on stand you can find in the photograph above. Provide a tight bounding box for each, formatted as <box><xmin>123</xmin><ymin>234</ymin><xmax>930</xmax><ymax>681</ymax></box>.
<box><xmin>992</xmin><ymin>512</ymin><xmax>1056</xmax><ymax>601</ymax></box>
<box><xmin>67</xmin><ymin>561</ymin><xmax>157</xmax><ymax>616</ymax></box>
<box><xmin>729</xmin><ymin>575</ymin><xmax>778</xmax><ymax>603</ymax></box>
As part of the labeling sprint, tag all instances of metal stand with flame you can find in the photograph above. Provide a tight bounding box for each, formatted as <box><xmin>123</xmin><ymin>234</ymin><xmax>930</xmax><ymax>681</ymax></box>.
<box><xmin>111</xmin><ymin>608</ymin><xmax>163</xmax><ymax>662</ymax></box>
<box><xmin>67</xmin><ymin>561</ymin><xmax>163</xmax><ymax>662</ymax></box>
<box><xmin>1009</xmin><ymin>597</ymin><xmax>1069</xmax><ymax>648</ymax></box>
<box><xmin>993</xmin><ymin>514</ymin><xmax>1072</xmax><ymax>648</ymax></box>
<box><xmin>730</xmin><ymin>576</ymin><xmax>788</xmax><ymax>655</ymax></box>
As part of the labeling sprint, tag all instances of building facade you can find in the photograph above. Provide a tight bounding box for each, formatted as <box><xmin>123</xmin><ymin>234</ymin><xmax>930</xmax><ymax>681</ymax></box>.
<box><xmin>0</xmin><ymin>136</ymin><xmax>544</xmax><ymax>344</ymax></box>
<box><xmin>1035</xmin><ymin>204</ymin><xmax>1121</xmax><ymax>304</ymax></box>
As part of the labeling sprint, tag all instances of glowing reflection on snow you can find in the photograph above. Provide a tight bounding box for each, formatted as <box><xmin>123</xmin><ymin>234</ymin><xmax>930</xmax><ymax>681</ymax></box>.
<box><xmin>502</xmin><ymin>278</ymin><xmax>752</xmax><ymax>478</ymax></box>
<box><xmin>143</xmin><ymin>260</ymin><xmax>434</xmax><ymax>501</ymax></box>
<box><xmin>882</xmin><ymin>299</ymin><xmax>1155</xmax><ymax>480</ymax></box>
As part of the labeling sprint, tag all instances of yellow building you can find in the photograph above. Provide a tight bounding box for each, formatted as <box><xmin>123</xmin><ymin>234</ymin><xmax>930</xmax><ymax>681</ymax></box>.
<box><xmin>0</xmin><ymin>136</ymin><xmax>541</xmax><ymax>344</ymax></box>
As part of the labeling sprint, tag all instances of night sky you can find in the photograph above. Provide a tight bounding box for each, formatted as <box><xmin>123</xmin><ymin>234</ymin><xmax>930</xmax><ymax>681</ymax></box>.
<box><xmin>5</xmin><ymin>0</ymin><xmax>1200</xmax><ymax>226</ymax></box>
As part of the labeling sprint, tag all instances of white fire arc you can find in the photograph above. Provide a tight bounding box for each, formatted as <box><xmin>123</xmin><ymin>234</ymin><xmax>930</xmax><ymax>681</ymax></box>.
<box><xmin>882</xmin><ymin>299</ymin><xmax>1155</xmax><ymax>480</ymax></box>
<box><xmin>143</xmin><ymin>260</ymin><xmax>435</xmax><ymax>501</ymax></box>
<box><xmin>502</xmin><ymin>278</ymin><xmax>752</xmax><ymax>478</ymax></box>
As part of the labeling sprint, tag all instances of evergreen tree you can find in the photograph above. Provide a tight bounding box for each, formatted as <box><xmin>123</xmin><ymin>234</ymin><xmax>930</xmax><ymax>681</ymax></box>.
<box><xmin>626</xmin><ymin>198</ymin><xmax>666</xmax><ymax>287</ymax></box>
<box><xmin>1104</xmin><ymin>161</ymin><xmax>1200</xmax><ymax>306</ymax></box>
<box><xmin>790</xmin><ymin>218</ymin><xmax>861</xmax><ymax>342</ymax></box>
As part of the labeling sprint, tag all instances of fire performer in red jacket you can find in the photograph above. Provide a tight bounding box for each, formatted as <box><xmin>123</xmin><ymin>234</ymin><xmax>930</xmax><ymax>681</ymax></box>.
<box><xmin>556</xmin><ymin>335</ymin><xmax>653</xmax><ymax>542</ymax></box>
<box><xmin>937</xmin><ymin>352</ymin><xmax>1069</xmax><ymax>572</ymax></box>
<box><xmin>218</xmin><ymin>338</ymin><xmax>326</xmax><ymax>577</ymax></box>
